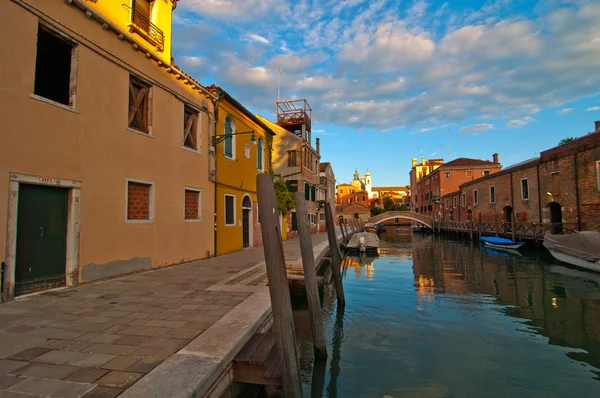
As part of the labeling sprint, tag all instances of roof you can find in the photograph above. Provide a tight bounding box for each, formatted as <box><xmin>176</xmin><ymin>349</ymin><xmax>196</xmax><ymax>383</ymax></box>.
<box><xmin>440</xmin><ymin>157</ymin><xmax>499</xmax><ymax>169</ymax></box>
<box><xmin>460</xmin><ymin>157</ymin><xmax>540</xmax><ymax>189</ymax></box>
<box><xmin>342</xmin><ymin>204</ymin><xmax>370</xmax><ymax>213</ymax></box>
<box><xmin>319</xmin><ymin>162</ymin><xmax>330</xmax><ymax>172</ymax></box>
<box><xmin>372</xmin><ymin>186</ymin><xmax>410</xmax><ymax>192</ymax></box>
<box><xmin>205</xmin><ymin>86</ymin><xmax>275</xmax><ymax>137</ymax></box>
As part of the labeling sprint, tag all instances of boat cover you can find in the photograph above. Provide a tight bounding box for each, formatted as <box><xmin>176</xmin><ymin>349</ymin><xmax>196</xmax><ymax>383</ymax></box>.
<box><xmin>348</xmin><ymin>232</ymin><xmax>380</xmax><ymax>249</ymax></box>
<box><xmin>543</xmin><ymin>232</ymin><xmax>600</xmax><ymax>262</ymax></box>
<box><xmin>481</xmin><ymin>236</ymin><xmax>523</xmax><ymax>245</ymax></box>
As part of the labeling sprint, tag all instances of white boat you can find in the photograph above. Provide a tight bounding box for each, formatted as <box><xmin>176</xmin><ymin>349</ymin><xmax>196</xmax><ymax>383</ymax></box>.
<box><xmin>543</xmin><ymin>232</ymin><xmax>600</xmax><ymax>273</ymax></box>
<box><xmin>347</xmin><ymin>232</ymin><xmax>380</xmax><ymax>254</ymax></box>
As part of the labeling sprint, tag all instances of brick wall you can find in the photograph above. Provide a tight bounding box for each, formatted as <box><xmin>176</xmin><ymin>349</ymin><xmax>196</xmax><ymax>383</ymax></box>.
<box><xmin>127</xmin><ymin>182</ymin><xmax>150</xmax><ymax>220</ymax></box>
<box><xmin>184</xmin><ymin>190</ymin><xmax>199</xmax><ymax>220</ymax></box>
<box><xmin>577</xmin><ymin>147</ymin><xmax>600</xmax><ymax>231</ymax></box>
<box><xmin>511</xmin><ymin>166</ymin><xmax>540</xmax><ymax>222</ymax></box>
<box><xmin>539</xmin><ymin>156</ymin><xmax>578</xmax><ymax>225</ymax></box>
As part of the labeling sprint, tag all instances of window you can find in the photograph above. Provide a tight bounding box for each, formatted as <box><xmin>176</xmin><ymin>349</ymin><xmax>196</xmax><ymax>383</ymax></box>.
<box><xmin>466</xmin><ymin>170</ymin><xmax>472</xmax><ymax>177</ymax></box>
<box><xmin>132</xmin><ymin>0</ymin><xmax>151</xmax><ymax>31</ymax></box>
<box><xmin>362</xmin><ymin>195</ymin><xmax>366</xmax><ymax>201</ymax></box>
<box><xmin>287</xmin><ymin>151</ymin><xmax>299</xmax><ymax>166</ymax></box>
<box><xmin>184</xmin><ymin>189</ymin><xmax>201</xmax><ymax>221</ymax></box>
<box><xmin>473</xmin><ymin>190</ymin><xmax>479</xmax><ymax>205</ymax></box>
<box><xmin>126</xmin><ymin>180</ymin><xmax>153</xmax><ymax>222</ymax></box>
<box><xmin>311</xmin><ymin>185</ymin><xmax>316</xmax><ymax>202</ymax></box>
<box><xmin>520</xmin><ymin>178</ymin><xmax>530</xmax><ymax>200</ymax></box>
<box><xmin>225</xmin><ymin>195</ymin><xmax>235</xmax><ymax>226</ymax></box>
<box><xmin>224</xmin><ymin>116</ymin><xmax>235</xmax><ymax>158</ymax></box>
<box><xmin>482</xmin><ymin>170</ymin><xmax>490</xmax><ymax>176</ymax></box>
<box><xmin>257</xmin><ymin>138</ymin><xmax>264</xmax><ymax>171</ymax></box>
<box><xmin>444</xmin><ymin>172</ymin><xmax>451</xmax><ymax>178</ymax></box>
<box><xmin>490</xmin><ymin>186</ymin><xmax>496</xmax><ymax>203</ymax></box>
<box><xmin>287</xmin><ymin>180</ymin><xmax>298</xmax><ymax>192</ymax></box>
<box><xmin>34</xmin><ymin>24</ymin><xmax>76</xmax><ymax>107</ymax></box>
<box><xmin>445</xmin><ymin>199</ymin><xmax>449</xmax><ymax>209</ymax></box>
<box><xmin>183</xmin><ymin>105</ymin><xmax>199</xmax><ymax>150</ymax></box>
<box><xmin>462</xmin><ymin>193</ymin><xmax>466</xmax><ymax>207</ymax></box>
<box><xmin>347</xmin><ymin>198</ymin><xmax>351</xmax><ymax>203</ymax></box>
<box><xmin>453</xmin><ymin>197</ymin><xmax>457</xmax><ymax>208</ymax></box>
<box><xmin>128</xmin><ymin>75</ymin><xmax>151</xmax><ymax>133</ymax></box>
<box><xmin>244</xmin><ymin>144</ymin><xmax>250</xmax><ymax>158</ymax></box>
<box><xmin>305</xmin><ymin>183</ymin><xmax>310</xmax><ymax>201</ymax></box>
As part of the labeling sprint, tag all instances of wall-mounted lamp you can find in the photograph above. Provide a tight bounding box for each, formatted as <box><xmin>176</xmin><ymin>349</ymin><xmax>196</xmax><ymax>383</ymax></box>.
<box><xmin>546</xmin><ymin>191</ymin><xmax>553</xmax><ymax>196</ymax></box>
<box><xmin>212</xmin><ymin>131</ymin><xmax>256</xmax><ymax>146</ymax></box>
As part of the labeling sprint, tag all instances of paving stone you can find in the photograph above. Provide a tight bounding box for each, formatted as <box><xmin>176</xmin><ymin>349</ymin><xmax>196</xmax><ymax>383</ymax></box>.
<box><xmin>125</xmin><ymin>319</ymin><xmax>146</xmax><ymax>326</ymax></box>
<box><xmin>8</xmin><ymin>377</ymin><xmax>71</xmax><ymax>395</ymax></box>
<box><xmin>80</xmin><ymin>386</ymin><xmax>123</xmax><ymax>398</ymax></box>
<box><xmin>165</xmin><ymin>328</ymin><xmax>203</xmax><ymax>339</ymax></box>
<box><xmin>126</xmin><ymin>358</ymin><xmax>161</xmax><ymax>374</ymax></box>
<box><xmin>136</xmin><ymin>327</ymin><xmax>172</xmax><ymax>337</ymax></box>
<box><xmin>95</xmin><ymin>371</ymin><xmax>142</xmax><ymax>389</ymax></box>
<box><xmin>142</xmin><ymin>320</ymin><xmax>186</xmax><ymax>329</ymax></box>
<box><xmin>6</xmin><ymin>326</ymin><xmax>36</xmax><ymax>334</ymax></box>
<box><xmin>65</xmin><ymin>353</ymin><xmax>115</xmax><ymax>368</ymax></box>
<box><xmin>0</xmin><ymin>390</ymin><xmax>38</xmax><ymax>397</ymax></box>
<box><xmin>47</xmin><ymin>330</ymin><xmax>86</xmax><ymax>341</ymax></box>
<box><xmin>144</xmin><ymin>313</ymin><xmax>169</xmax><ymax>321</ymax></box>
<box><xmin>86</xmin><ymin>334</ymin><xmax>121</xmax><ymax>344</ymax></box>
<box><xmin>96</xmin><ymin>311</ymin><xmax>129</xmax><ymax>318</ymax></box>
<box><xmin>111</xmin><ymin>336</ymin><xmax>147</xmax><ymax>346</ymax></box>
<box><xmin>42</xmin><ymin>340</ymin><xmax>72</xmax><ymax>350</ymax></box>
<box><xmin>0</xmin><ymin>360</ymin><xmax>28</xmax><ymax>374</ymax></box>
<box><xmin>9</xmin><ymin>347</ymin><xmax>52</xmax><ymax>361</ymax></box>
<box><xmin>70</xmin><ymin>323</ymin><xmax>113</xmax><ymax>333</ymax></box>
<box><xmin>128</xmin><ymin>347</ymin><xmax>160</xmax><ymax>358</ymax></box>
<box><xmin>63</xmin><ymin>342</ymin><xmax>93</xmax><ymax>353</ymax></box>
<box><xmin>139</xmin><ymin>337</ymin><xmax>188</xmax><ymax>349</ymax></box>
<box><xmin>101</xmin><ymin>357</ymin><xmax>140</xmax><ymax>371</ymax></box>
<box><xmin>52</xmin><ymin>381</ymin><xmax>96</xmax><ymax>398</ymax></box>
<box><xmin>75</xmin><ymin>333</ymin><xmax>100</xmax><ymax>343</ymax></box>
<box><xmin>34</xmin><ymin>350</ymin><xmax>82</xmax><ymax>365</ymax></box>
<box><xmin>101</xmin><ymin>326</ymin><xmax>126</xmax><ymax>335</ymax></box>
<box><xmin>112</xmin><ymin>326</ymin><xmax>145</xmax><ymax>336</ymax></box>
<box><xmin>64</xmin><ymin>368</ymin><xmax>109</xmax><ymax>384</ymax></box>
<box><xmin>78</xmin><ymin>317</ymin><xmax>111</xmax><ymax>324</ymax></box>
<box><xmin>0</xmin><ymin>374</ymin><xmax>22</xmax><ymax>390</ymax></box>
<box><xmin>13</xmin><ymin>363</ymin><xmax>78</xmax><ymax>380</ymax></box>
<box><xmin>85</xmin><ymin>344</ymin><xmax>137</xmax><ymax>356</ymax></box>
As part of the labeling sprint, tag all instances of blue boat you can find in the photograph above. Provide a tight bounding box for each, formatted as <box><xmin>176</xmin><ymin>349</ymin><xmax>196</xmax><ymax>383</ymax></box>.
<box><xmin>481</xmin><ymin>236</ymin><xmax>525</xmax><ymax>250</ymax></box>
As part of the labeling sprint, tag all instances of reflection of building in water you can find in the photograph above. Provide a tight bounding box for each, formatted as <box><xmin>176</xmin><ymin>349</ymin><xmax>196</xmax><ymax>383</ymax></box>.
<box><xmin>410</xmin><ymin>234</ymin><xmax>600</xmax><ymax>372</ymax></box>
<box><xmin>344</xmin><ymin>254</ymin><xmax>376</xmax><ymax>281</ymax></box>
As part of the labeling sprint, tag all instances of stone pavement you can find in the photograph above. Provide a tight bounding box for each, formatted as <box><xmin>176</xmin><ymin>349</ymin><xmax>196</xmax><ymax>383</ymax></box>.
<box><xmin>0</xmin><ymin>232</ymin><xmax>334</xmax><ymax>398</ymax></box>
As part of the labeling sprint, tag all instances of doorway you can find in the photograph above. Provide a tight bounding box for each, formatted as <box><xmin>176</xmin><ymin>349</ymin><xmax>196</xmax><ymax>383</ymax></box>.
<box><xmin>242</xmin><ymin>195</ymin><xmax>252</xmax><ymax>248</ymax></box>
<box><xmin>503</xmin><ymin>206</ymin><xmax>513</xmax><ymax>224</ymax></box>
<box><xmin>15</xmin><ymin>184</ymin><xmax>68</xmax><ymax>296</ymax></box>
<box><xmin>549</xmin><ymin>202</ymin><xmax>563</xmax><ymax>234</ymax></box>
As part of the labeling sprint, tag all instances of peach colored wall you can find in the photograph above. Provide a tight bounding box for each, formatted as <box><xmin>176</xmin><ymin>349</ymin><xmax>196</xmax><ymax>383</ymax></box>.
<box><xmin>1</xmin><ymin>1</ymin><xmax>214</xmax><ymax>282</ymax></box>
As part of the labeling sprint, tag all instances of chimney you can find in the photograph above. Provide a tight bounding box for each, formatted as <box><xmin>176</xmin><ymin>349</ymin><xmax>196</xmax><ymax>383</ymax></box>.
<box><xmin>412</xmin><ymin>158</ymin><xmax>417</xmax><ymax>167</ymax></box>
<box><xmin>316</xmin><ymin>138</ymin><xmax>320</xmax><ymax>155</ymax></box>
<box><xmin>421</xmin><ymin>157</ymin><xmax>426</xmax><ymax>166</ymax></box>
<box><xmin>595</xmin><ymin>121</ymin><xmax>600</xmax><ymax>132</ymax></box>
<box><xmin>492</xmin><ymin>153</ymin><xmax>499</xmax><ymax>163</ymax></box>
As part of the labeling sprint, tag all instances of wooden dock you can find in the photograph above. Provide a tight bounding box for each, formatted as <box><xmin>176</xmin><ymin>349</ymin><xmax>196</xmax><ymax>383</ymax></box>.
<box><xmin>433</xmin><ymin>220</ymin><xmax>579</xmax><ymax>242</ymax></box>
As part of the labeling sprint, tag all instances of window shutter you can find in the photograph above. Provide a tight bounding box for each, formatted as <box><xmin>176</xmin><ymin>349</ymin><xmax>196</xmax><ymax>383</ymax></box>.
<box><xmin>305</xmin><ymin>183</ymin><xmax>310</xmax><ymax>200</ymax></box>
<box><xmin>311</xmin><ymin>185</ymin><xmax>316</xmax><ymax>202</ymax></box>
<box><xmin>224</xmin><ymin>118</ymin><xmax>233</xmax><ymax>157</ymax></box>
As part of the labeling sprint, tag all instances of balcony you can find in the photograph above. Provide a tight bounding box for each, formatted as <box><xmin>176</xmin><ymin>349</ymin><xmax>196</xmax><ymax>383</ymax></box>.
<box><xmin>276</xmin><ymin>99</ymin><xmax>312</xmax><ymax>138</ymax></box>
<box><xmin>124</xmin><ymin>5</ymin><xmax>165</xmax><ymax>51</ymax></box>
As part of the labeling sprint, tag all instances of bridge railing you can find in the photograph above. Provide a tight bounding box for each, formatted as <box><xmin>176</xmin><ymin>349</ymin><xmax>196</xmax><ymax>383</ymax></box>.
<box><xmin>437</xmin><ymin>221</ymin><xmax>579</xmax><ymax>239</ymax></box>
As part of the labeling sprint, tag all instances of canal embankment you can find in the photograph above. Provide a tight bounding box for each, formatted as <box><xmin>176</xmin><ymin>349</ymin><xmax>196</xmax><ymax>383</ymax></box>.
<box><xmin>0</xmin><ymin>230</ymin><xmax>342</xmax><ymax>398</ymax></box>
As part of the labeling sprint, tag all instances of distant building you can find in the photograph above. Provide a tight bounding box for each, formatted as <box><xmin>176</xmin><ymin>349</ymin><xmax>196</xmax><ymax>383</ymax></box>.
<box><xmin>413</xmin><ymin>155</ymin><xmax>502</xmax><ymax>219</ymax></box>
<box><xmin>409</xmin><ymin>158</ymin><xmax>445</xmax><ymax>211</ymax></box>
<box><xmin>319</xmin><ymin>161</ymin><xmax>336</xmax><ymax>216</ymax></box>
<box><xmin>336</xmin><ymin>170</ymin><xmax>370</xmax><ymax>210</ymax></box>
<box><xmin>342</xmin><ymin>203</ymin><xmax>371</xmax><ymax>222</ymax></box>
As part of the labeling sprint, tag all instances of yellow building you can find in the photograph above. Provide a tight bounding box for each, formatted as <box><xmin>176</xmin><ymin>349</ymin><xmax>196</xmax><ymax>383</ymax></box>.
<box><xmin>207</xmin><ymin>86</ymin><xmax>275</xmax><ymax>255</ymax></box>
<box><xmin>1</xmin><ymin>0</ymin><xmax>215</xmax><ymax>300</ymax></box>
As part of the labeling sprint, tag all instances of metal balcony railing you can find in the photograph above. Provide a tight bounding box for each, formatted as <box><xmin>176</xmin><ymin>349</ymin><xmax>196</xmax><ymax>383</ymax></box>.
<box><xmin>123</xmin><ymin>5</ymin><xmax>165</xmax><ymax>51</ymax></box>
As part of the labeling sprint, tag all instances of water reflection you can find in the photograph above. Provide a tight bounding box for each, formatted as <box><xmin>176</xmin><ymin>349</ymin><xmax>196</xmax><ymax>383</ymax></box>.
<box><xmin>295</xmin><ymin>231</ymin><xmax>600</xmax><ymax>397</ymax></box>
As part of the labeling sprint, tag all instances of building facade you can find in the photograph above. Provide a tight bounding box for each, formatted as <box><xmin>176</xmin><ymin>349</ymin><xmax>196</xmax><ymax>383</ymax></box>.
<box><xmin>207</xmin><ymin>86</ymin><xmax>274</xmax><ymax>255</ymax></box>
<box><xmin>413</xmin><ymin>156</ymin><xmax>502</xmax><ymax>219</ymax></box>
<box><xmin>1</xmin><ymin>0</ymin><xmax>214</xmax><ymax>300</ymax></box>
<box><xmin>319</xmin><ymin>161</ymin><xmax>336</xmax><ymax>218</ymax></box>
<box><xmin>409</xmin><ymin>157</ymin><xmax>444</xmax><ymax>211</ymax></box>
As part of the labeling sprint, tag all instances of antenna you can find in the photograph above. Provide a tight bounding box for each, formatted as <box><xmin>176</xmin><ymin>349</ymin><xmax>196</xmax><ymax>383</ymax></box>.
<box><xmin>277</xmin><ymin>66</ymin><xmax>281</xmax><ymax>103</ymax></box>
<box><xmin>447</xmin><ymin>128</ymin><xmax>450</xmax><ymax>158</ymax></box>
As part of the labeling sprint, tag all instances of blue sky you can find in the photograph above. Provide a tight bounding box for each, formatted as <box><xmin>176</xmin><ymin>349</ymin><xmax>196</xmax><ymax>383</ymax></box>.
<box><xmin>172</xmin><ymin>0</ymin><xmax>600</xmax><ymax>186</ymax></box>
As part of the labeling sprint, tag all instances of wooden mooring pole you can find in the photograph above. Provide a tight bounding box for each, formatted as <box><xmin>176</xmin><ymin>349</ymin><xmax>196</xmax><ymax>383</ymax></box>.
<box><xmin>294</xmin><ymin>192</ymin><xmax>328</xmax><ymax>360</ymax></box>
<box><xmin>325</xmin><ymin>203</ymin><xmax>346</xmax><ymax>308</ymax></box>
<box><xmin>256</xmin><ymin>174</ymin><xmax>302</xmax><ymax>398</ymax></box>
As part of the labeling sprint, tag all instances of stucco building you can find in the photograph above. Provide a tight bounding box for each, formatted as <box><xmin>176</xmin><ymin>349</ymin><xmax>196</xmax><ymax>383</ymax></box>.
<box><xmin>409</xmin><ymin>157</ymin><xmax>445</xmax><ymax>211</ymax></box>
<box><xmin>319</xmin><ymin>161</ymin><xmax>336</xmax><ymax>219</ymax></box>
<box><xmin>206</xmin><ymin>86</ymin><xmax>274</xmax><ymax>255</ymax></box>
<box><xmin>1</xmin><ymin>0</ymin><xmax>215</xmax><ymax>300</ymax></box>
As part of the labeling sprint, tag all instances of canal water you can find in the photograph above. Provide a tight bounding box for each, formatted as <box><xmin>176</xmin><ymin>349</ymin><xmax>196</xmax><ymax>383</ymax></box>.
<box><xmin>293</xmin><ymin>229</ymin><xmax>600</xmax><ymax>397</ymax></box>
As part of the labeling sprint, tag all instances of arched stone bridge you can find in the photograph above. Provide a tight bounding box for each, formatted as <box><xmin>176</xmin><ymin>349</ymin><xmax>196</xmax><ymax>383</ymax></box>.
<box><xmin>366</xmin><ymin>211</ymin><xmax>433</xmax><ymax>229</ymax></box>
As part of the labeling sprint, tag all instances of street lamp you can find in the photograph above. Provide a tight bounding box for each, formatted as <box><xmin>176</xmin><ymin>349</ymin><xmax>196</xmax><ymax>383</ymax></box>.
<box><xmin>211</xmin><ymin>131</ymin><xmax>256</xmax><ymax>146</ymax></box>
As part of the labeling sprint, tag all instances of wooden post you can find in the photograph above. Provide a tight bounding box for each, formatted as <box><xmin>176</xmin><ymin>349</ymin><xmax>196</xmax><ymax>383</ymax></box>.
<box><xmin>511</xmin><ymin>212</ymin><xmax>516</xmax><ymax>243</ymax></box>
<box><xmin>494</xmin><ymin>213</ymin><xmax>499</xmax><ymax>237</ymax></box>
<box><xmin>469</xmin><ymin>221</ymin><xmax>474</xmax><ymax>240</ymax></box>
<box><xmin>326</xmin><ymin>203</ymin><xmax>345</xmax><ymax>308</ymax></box>
<box><xmin>256</xmin><ymin>174</ymin><xmax>302</xmax><ymax>398</ymax></box>
<box><xmin>294</xmin><ymin>192</ymin><xmax>328</xmax><ymax>359</ymax></box>
<box><xmin>342</xmin><ymin>221</ymin><xmax>349</xmax><ymax>242</ymax></box>
<box><xmin>478</xmin><ymin>213</ymin><xmax>482</xmax><ymax>238</ymax></box>
<box><xmin>339</xmin><ymin>219</ymin><xmax>347</xmax><ymax>243</ymax></box>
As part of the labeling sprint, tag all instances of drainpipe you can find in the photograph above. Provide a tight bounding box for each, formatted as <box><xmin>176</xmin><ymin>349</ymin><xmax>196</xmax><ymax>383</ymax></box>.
<box><xmin>211</xmin><ymin>97</ymin><xmax>220</xmax><ymax>257</ymax></box>
<box><xmin>536</xmin><ymin>164</ymin><xmax>542</xmax><ymax>223</ymax></box>
<box><xmin>574</xmin><ymin>153</ymin><xmax>581</xmax><ymax>231</ymax></box>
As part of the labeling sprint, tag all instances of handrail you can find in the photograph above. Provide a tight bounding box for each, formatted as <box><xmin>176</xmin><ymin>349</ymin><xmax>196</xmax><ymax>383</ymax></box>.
<box><xmin>123</xmin><ymin>4</ymin><xmax>165</xmax><ymax>50</ymax></box>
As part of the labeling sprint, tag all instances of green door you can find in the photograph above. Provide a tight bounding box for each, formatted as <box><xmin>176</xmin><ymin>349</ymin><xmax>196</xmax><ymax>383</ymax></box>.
<box><xmin>15</xmin><ymin>184</ymin><xmax>68</xmax><ymax>296</ymax></box>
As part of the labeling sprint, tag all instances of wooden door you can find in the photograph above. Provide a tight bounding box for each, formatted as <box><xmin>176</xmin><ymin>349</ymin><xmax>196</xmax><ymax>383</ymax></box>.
<box><xmin>242</xmin><ymin>209</ymin><xmax>250</xmax><ymax>248</ymax></box>
<box><xmin>15</xmin><ymin>184</ymin><xmax>68</xmax><ymax>296</ymax></box>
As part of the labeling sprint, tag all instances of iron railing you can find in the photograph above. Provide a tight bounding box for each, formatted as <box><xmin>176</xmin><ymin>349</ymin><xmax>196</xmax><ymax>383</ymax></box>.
<box><xmin>123</xmin><ymin>5</ymin><xmax>165</xmax><ymax>51</ymax></box>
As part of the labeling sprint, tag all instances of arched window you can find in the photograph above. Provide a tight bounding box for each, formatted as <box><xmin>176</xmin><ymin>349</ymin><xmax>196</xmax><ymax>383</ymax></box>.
<box><xmin>242</xmin><ymin>195</ymin><xmax>252</xmax><ymax>208</ymax></box>
<box><xmin>224</xmin><ymin>116</ymin><xmax>235</xmax><ymax>158</ymax></box>
<box><xmin>257</xmin><ymin>138</ymin><xmax>264</xmax><ymax>171</ymax></box>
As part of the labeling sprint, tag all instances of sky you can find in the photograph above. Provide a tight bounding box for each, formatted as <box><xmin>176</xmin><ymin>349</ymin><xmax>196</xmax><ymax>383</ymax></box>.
<box><xmin>172</xmin><ymin>0</ymin><xmax>600</xmax><ymax>186</ymax></box>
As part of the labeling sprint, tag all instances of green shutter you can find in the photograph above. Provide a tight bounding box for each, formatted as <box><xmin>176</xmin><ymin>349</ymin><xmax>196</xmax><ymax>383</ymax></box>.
<box><xmin>305</xmin><ymin>183</ymin><xmax>310</xmax><ymax>200</ymax></box>
<box><xmin>224</xmin><ymin>117</ymin><xmax>233</xmax><ymax>157</ymax></box>
<box><xmin>257</xmin><ymin>138</ymin><xmax>263</xmax><ymax>170</ymax></box>
<box><xmin>311</xmin><ymin>185</ymin><xmax>316</xmax><ymax>202</ymax></box>
<box><xmin>286</xmin><ymin>180</ymin><xmax>292</xmax><ymax>191</ymax></box>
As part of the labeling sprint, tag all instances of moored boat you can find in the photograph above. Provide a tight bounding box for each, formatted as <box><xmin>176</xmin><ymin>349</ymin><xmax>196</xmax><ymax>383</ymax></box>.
<box><xmin>347</xmin><ymin>232</ymin><xmax>380</xmax><ymax>254</ymax></box>
<box><xmin>543</xmin><ymin>232</ymin><xmax>600</xmax><ymax>273</ymax></box>
<box><xmin>480</xmin><ymin>236</ymin><xmax>525</xmax><ymax>250</ymax></box>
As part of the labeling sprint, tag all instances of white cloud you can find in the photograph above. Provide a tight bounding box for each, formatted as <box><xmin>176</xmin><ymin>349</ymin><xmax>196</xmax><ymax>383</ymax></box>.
<box><xmin>586</xmin><ymin>106</ymin><xmax>600</xmax><ymax>111</ymax></box>
<box><xmin>558</xmin><ymin>108</ymin><xmax>574</xmax><ymax>115</ymax></box>
<box><xmin>179</xmin><ymin>55</ymin><xmax>205</xmax><ymax>68</ymax></box>
<box><xmin>459</xmin><ymin>123</ymin><xmax>494</xmax><ymax>133</ymax></box>
<box><xmin>507</xmin><ymin>116</ymin><xmax>536</xmax><ymax>128</ymax></box>
<box><xmin>247</xmin><ymin>34</ymin><xmax>270</xmax><ymax>45</ymax></box>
